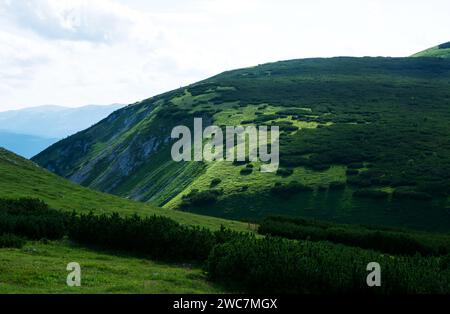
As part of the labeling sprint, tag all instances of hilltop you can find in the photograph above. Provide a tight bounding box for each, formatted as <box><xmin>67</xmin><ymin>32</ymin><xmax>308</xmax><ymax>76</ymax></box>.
<box><xmin>412</xmin><ymin>42</ymin><xmax>450</xmax><ymax>58</ymax></box>
<box><xmin>33</xmin><ymin>55</ymin><xmax>450</xmax><ymax>231</ymax></box>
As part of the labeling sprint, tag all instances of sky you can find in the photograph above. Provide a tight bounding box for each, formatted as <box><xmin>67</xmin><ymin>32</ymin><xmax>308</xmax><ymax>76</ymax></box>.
<box><xmin>0</xmin><ymin>0</ymin><xmax>449</xmax><ymax>112</ymax></box>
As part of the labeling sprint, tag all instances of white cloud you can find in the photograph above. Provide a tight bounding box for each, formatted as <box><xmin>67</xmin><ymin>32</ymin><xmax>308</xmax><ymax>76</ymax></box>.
<box><xmin>1</xmin><ymin>0</ymin><xmax>135</xmax><ymax>43</ymax></box>
<box><xmin>0</xmin><ymin>0</ymin><xmax>450</xmax><ymax>111</ymax></box>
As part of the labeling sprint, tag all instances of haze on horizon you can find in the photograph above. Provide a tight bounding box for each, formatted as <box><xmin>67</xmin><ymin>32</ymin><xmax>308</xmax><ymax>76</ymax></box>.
<box><xmin>0</xmin><ymin>0</ymin><xmax>449</xmax><ymax>112</ymax></box>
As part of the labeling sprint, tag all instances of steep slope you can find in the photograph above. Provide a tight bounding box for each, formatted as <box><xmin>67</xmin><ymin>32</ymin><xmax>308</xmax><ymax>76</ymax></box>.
<box><xmin>33</xmin><ymin>57</ymin><xmax>450</xmax><ymax>231</ymax></box>
<box><xmin>0</xmin><ymin>148</ymin><xmax>248</xmax><ymax>232</ymax></box>
<box><xmin>412</xmin><ymin>42</ymin><xmax>450</xmax><ymax>58</ymax></box>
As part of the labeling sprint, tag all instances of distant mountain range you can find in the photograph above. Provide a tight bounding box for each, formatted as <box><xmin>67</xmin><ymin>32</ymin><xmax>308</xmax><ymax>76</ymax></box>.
<box><xmin>0</xmin><ymin>104</ymin><xmax>124</xmax><ymax>158</ymax></box>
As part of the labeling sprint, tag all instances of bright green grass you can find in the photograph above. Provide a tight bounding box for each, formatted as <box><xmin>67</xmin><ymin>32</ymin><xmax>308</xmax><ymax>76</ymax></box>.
<box><xmin>165</xmin><ymin>160</ymin><xmax>346</xmax><ymax>210</ymax></box>
<box><xmin>0</xmin><ymin>240</ymin><xmax>224</xmax><ymax>294</ymax></box>
<box><xmin>412</xmin><ymin>45</ymin><xmax>450</xmax><ymax>58</ymax></box>
<box><xmin>0</xmin><ymin>148</ymin><xmax>250</xmax><ymax>233</ymax></box>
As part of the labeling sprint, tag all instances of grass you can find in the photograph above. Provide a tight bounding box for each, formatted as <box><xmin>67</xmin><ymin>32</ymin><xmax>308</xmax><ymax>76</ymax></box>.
<box><xmin>412</xmin><ymin>42</ymin><xmax>450</xmax><ymax>58</ymax></box>
<box><xmin>0</xmin><ymin>240</ymin><xmax>224</xmax><ymax>294</ymax></box>
<box><xmin>165</xmin><ymin>161</ymin><xmax>346</xmax><ymax>210</ymax></box>
<box><xmin>0</xmin><ymin>148</ymin><xmax>250</xmax><ymax>233</ymax></box>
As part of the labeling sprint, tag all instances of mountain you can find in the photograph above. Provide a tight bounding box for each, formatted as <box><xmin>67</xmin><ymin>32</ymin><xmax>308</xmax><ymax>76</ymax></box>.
<box><xmin>0</xmin><ymin>148</ymin><xmax>247</xmax><ymax>231</ymax></box>
<box><xmin>0</xmin><ymin>104</ymin><xmax>125</xmax><ymax>139</ymax></box>
<box><xmin>33</xmin><ymin>55</ymin><xmax>450</xmax><ymax>231</ymax></box>
<box><xmin>0</xmin><ymin>131</ymin><xmax>59</xmax><ymax>159</ymax></box>
<box><xmin>0</xmin><ymin>104</ymin><xmax>125</xmax><ymax>158</ymax></box>
<box><xmin>412</xmin><ymin>42</ymin><xmax>450</xmax><ymax>58</ymax></box>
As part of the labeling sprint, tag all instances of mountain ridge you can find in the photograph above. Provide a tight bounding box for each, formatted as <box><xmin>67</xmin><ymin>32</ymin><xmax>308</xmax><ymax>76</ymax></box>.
<box><xmin>412</xmin><ymin>41</ymin><xmax>450</xmax><ymax>58</ymax></box>
<box><xmin>0</xmin><ymin>104</ymin><xmax>125</xmax><ymax>139</ymax></box>
<box><xmin>33</xmin><ymin>55</ymin><xmax>450</xmax><ymax>231</ymax></box>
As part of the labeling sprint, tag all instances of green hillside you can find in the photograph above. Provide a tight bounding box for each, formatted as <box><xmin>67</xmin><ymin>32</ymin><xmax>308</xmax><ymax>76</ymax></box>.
<box><xmin>0</xmin><ymin>148</ymin><xmax>248</xmax><ymax>232</ymax></box>
<box><xmin>33</xmin><ymin>56</ymin><xmax>450</xmax><ymax>231</ymax></box>
<box><xmin>0</xmin><ymin>240</ymin><xmax>222</xmax><ymax>294</ymax></box>
<box><xmin>412</xmin><ymin>42</ymin><xmax>450</xmax><ymax>58</ymax></box>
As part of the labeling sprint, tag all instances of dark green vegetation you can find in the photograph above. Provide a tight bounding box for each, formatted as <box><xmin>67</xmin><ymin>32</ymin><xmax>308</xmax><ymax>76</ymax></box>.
<box><xmin>33</xmin><ymin>52</ymin><xmax>450</xmax><ymax>231</ymax></box>
<box><xmin>259</xmin><ymin>216</ymin><xmax>450</xmax><ymax>256</ymax></box>
<box><xmin>3</xmin><ymin>198</ymin><xmax>450</xmax><ymax>294</ymax></box>
<box><xmin>0</xmin><ymin>150</ymin><xmax>248</xmax><ymax>293</ymax></box>
<box><xmin>207</xmin><ymin>236</ymin><xmax>450</xmax><ymax>294</ymax></box>
<box><xmin>0</xmin><ymin>148</ymin><xmax>249</xmax><ymax>232</ymax></box>
<box><xmin>0</xmin><ymin>198</ymin><xmax>225</xmax><ymax>263</ymax></box>
<box><xmin>0</xmin><ymin>234</ymin><xmax>26</xmax><ymax>248</ymax></box>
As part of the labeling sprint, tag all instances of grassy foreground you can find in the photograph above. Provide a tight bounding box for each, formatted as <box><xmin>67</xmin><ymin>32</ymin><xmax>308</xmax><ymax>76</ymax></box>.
<box><xmin>0</xmin><ymin>240</ymin><xmax>224</xmax><ymax>294</ymax></box>
<box><xmin>0</xmin><ymin>148</ymin><xmax>249</xmax><ymax>232</ymax></box>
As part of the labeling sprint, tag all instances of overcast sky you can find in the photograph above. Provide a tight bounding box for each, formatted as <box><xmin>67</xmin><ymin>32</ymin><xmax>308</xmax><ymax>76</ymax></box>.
<box><xmin>0</xmin><ymin>0</ymin><xmax>449</xmax><ymax>112</ymax></box>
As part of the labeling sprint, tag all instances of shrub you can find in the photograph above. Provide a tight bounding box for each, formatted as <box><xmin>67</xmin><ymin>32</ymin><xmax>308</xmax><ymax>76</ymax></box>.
<box><xmin>439</xmin><ymin>42</ymin><xmax>450</xmax><ymax>49</ymax></box>
<box><xmin>348</xmin><ymin>163</ymin><xmax>365</xmax><ymax>169</ymax></box>
<box><xmin>278</xmin><ymin>125</ymin><xmax>299</xmax><ymax>132</ymax></box>
<box><xmin>353</xmin><ymin>189</ymin><xmax>389</xmax><ymax>199</ymax></box>
<box><xmin>240</xmin><ymin>168</ymin><xmax>253</xmax><ymax>175</ymax></box>
<box><xmin>270</xmin><ymin>181</ymin><xmax>313</xmax><ymax>197</ymax></box>
<box><xmin>206</xmin><ymin>236</ymin><xmax>450</xmax><ymax>294</ymax></box>
<box><xmin>237</xmin><ymin>185</ymin><xmax>249</xmax><ymax>192</ymax></box>
<box><xmin>68</xmin><ymin>213</ymin><xmax>219</xmax><ymax>262</ymax></box>
<box><xmin>0</xmin><ymin>199</ymin><xmax>70</xmax><ymax>241</ymax></box>
<box><xmin>258</xmin><ymin>216</ymin><xmax>450</xmax><ymax>257</ymax></box>
<box><xmin>210</xmin><ymin>178</ymin><xmax>222</xmax><ymax>188</ymax></box>
<box><xmin>0</xmin><ymin>198</ymin><xmax>49</xmax><ymax>214</ymax></box>
<box><xmin>347</xmin><ymin>175</ymin><xmax>372</xmax><ymax>187</ymax></box>
<box><xmin>181</xmin><ymin>189</ymin><xmax>223</xmax><ymax>207</ymax></box>
<box><xmin>0</xmin><ymin>234</ymin><xmax>26</xmax><ymax>248</ymax></box>
<box><xmin>393</xmin><ymin>189</ymin><xmax>432</xmax><ymax>201</ymax></box>
<box><xmin>276</xmin><ymin>168</ymin><xmax>294</xmax><ymax>177</ymax></box>
<box><xmin>346</xmin><ymin>169</ymin><xmax>359</xmax><ymax>176</ymax></box>
<box><xmin>329</xmin><ymin>181</ymin><xmax>346</xmax><ymax>190</ymax></box>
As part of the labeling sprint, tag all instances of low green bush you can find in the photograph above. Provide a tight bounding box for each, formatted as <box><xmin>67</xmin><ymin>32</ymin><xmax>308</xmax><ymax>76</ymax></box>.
<box><xmin>270</xmin><ymin>181</ymin><xmax>313</xmax><ymax>197</ymax></box>
<box><xmin>206</xmin><ymin>236</ymin><xmax>450</xmax><ymax>294</ymax></box>
<box><xmin>0</xmin><ymin>234</ymin><xmax>26</xmax><ymax>248</ymax></box>
<box><xmin>210</xmin><ymin>178</ymin><xmax>222</xmax><ymax>187</ymax></box>
<box><xmin>181</xmin><ymin>189</ymin><xmax>223</xmax><ymax>207</ymax></box>
<box><xmin>329</xmin><ymin>181</ymin><xmax>346</xmax><ymax>190</ymax></box>
<box><xmin>276</xmin><ymin>168</ymin><xmax>294</xmax><ymax>177</ymax></box>
<box><xmin>393</xmin><ymin>188</ymin><xmax>432</xmax><ymax>201</ymax></box>
<box><xmin>353</xmin><ymin>189</ymin><xmax>389</xmax><ymax>199</ymax></box>
<box><xmin>240</xmin><ymin>168</ymin><xmax>253</xmax><ymax>175</ymax></box>
<box><xmin>258</xmin><ymin>216</ymin><xmax>450</xmax><ymax>257</ymax></box>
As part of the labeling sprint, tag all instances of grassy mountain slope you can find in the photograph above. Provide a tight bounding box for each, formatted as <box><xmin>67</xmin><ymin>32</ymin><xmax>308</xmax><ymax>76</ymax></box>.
<box><xmin>0</xmin><ymin>148</ymin><xmax>248</xmax><ymax>232</ymax></box>
<box><xmin>33</xmin><ymin>57</ymin><xmax>450</xmax><ymax>231</ymax></box>
<box><xmin>412</xmin><ymin>42</ymin><xmax>450</xmax><ymax>58</ymax></box>
<box><xmin>0</xmin><ymin>240</ymin><xmax>222</xmax><ymax>294</ymax></box>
